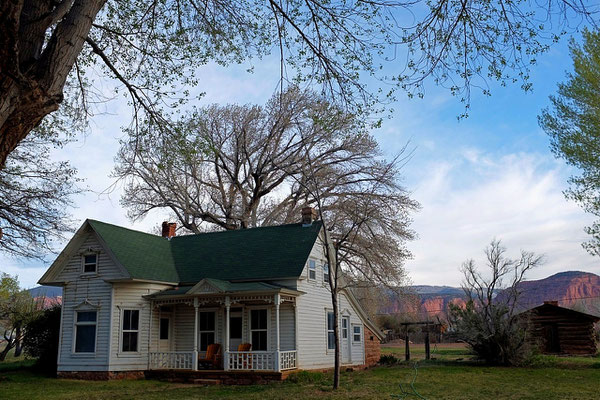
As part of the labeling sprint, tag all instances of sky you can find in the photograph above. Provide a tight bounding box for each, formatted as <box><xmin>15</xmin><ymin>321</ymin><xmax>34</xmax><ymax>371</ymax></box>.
<box><xmin>1</xmin><ymin>29</ymin><xmax>599</xmax><ymax>289</ymax></box>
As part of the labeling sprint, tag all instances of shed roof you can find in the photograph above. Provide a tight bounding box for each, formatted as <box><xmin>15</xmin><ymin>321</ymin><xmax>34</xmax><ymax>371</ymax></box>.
<box><xmin>87</xmin><ymin>219</ymin><xmax>322</xmax><ymax>284</ymax></box>
<box><xmin>521</xmin><ymin>302</ymin><xmax>600</xmax><ymax>322</ymax></box>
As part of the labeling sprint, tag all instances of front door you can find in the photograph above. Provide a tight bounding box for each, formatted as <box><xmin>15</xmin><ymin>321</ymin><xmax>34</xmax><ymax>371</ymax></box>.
<box><xmin>341</xmin><ymin>316</ymin><xmax>351</xmax><ymax>363</ymax></box>
<box><xmin>229</xmin><ymin>308</ymin><xmax>243</xmax><ymax>351</ymax></box>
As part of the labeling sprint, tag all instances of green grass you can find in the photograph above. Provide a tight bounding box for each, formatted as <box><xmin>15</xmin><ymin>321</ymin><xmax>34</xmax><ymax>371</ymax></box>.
<box><xmin>1</xmin><ymin>345</ymin><xmax>599</xmax><ymax>400</ymax></box>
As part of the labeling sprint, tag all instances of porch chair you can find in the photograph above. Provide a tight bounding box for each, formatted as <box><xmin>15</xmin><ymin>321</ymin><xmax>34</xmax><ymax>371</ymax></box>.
<box><xmin>198</xmin><ymin>343</ymin><xmax>222</xmax><ymax>369</ymax></box>
<box><xmin>237</xmin><ymin>343</ymin><xmax>252</xmax><ymax>369</ymax></box>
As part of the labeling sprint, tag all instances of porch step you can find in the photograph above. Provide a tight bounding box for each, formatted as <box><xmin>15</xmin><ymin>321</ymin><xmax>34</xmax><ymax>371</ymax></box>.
<box><xmin>191</xmin><ymin>378</ymin><xmax>221</xmax><ymax>385</ymax></box>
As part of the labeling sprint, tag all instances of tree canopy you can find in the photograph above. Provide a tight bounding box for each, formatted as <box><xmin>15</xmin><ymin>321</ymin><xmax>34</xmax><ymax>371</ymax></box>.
<box><xmin>539</xmin><ymin>29</ymin><xmax>600</xmax><ymax>256</ymax></box>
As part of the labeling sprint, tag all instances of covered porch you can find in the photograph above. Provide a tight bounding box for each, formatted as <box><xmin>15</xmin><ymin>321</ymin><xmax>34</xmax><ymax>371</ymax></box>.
<box><xmin>146</xmin><ymin>279</ymin><xmax>301</xmax><ymax>373</ymax></box>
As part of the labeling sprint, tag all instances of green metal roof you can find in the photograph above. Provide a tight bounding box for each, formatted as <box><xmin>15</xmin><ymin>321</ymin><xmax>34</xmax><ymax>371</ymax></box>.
<box><xmin>88</xmin><ymin>219</ymin><xmax>322</xmax><ymax>284</ymax></box>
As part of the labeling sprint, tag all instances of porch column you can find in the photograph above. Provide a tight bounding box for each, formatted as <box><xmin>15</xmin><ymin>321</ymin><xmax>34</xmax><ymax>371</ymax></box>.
<box><xmin>224</xmin><ymin>296</ymin><xmax>230</xmax><ymax>371</ymax></box>
<box><xmin>274</xmin><ymin>293</ymin><xmax>281</xmax><ymax>372</ymax></box>
<box><xmin>193</xmin><ymin>298</ymin><xmax>199</xmax><ymax>370</ymax></box>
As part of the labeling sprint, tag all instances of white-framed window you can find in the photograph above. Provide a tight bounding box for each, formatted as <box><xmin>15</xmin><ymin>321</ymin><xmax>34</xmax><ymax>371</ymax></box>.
<box><xmin>308</xmin><ymin>259</ymin><xmax>316</xmax><ymax>281</ymax></box>
<box><xmin>326</xmin><ymin>311</ymin><xmax>335</xmax><ymax>350</ymax></box>
<box><xmin>323</xmin><ymin>263</ymin><xmax>330</xmax><ymax>283</ymax></box>
<box><xmin>82</xmin><ymin>253</ymin><xmax>98</xmax><ymax>274</ymax></box>
<box><xmin>342</xmin><ymin>317</ymin><xmax>348</xmax><ymax>339</ymax></box>
<box><xmin>74</xmin><ymin>311</ymin><xmax>97</xmax><ymax>353</ymax></box>
<box><xmin>250</xmin><ymin>308</ymin><xmax>268</xmax><ymax>351</ymax></box>
<box><xmin>121</xmin><ymin>309</ymin><xmax>140</xmax><ymax>352</ymax></box>
<box><xmin>353</xmin><ymin>325</ymin><xmax>362</xmax><ymax>343</ymax></box>
<box><xmin>199</xmin><ymin>311</ymin><xmax>215</xmax><ymax>351</ymax></box>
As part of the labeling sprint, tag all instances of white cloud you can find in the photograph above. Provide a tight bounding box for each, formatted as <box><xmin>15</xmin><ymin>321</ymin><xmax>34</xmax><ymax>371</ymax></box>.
<box><xmin>405</xmin><ymin>150</ymin><xmax>600</xmax><ymax>286</ymax></box>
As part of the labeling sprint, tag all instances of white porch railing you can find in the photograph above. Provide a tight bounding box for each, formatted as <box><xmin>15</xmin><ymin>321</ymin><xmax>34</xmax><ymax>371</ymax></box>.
<box><xmin>149</xmin><ymin>351</ymin><xmax>194</xmax><ymax>370</ymax></box>
<box><xmin>279</xmin><ymin>350</ymin><xmax>297</xmax><ymax>370</ymax></box>
<box><xmin>227</xmin><ymin>351</ymin><xmax>275</xmax><ymax>371</ymax></box>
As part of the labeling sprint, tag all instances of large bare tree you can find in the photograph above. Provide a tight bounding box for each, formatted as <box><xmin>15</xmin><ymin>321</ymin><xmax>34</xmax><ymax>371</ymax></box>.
<box><xmin>2</xmin><ymin>0</ymin><xmax>598</xmax><ymax>169</ymax></box>
<box><xmin>115</xmin><ymin>88</ymin><xmax>419</xmax><ymax>388</ymax></box>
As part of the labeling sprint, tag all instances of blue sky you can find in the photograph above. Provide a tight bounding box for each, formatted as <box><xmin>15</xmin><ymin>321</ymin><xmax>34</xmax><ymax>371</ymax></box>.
<box><xmin>1</xmin><ymin>30</ymin><xmax>599</xmax><ymax>289</ymax></box>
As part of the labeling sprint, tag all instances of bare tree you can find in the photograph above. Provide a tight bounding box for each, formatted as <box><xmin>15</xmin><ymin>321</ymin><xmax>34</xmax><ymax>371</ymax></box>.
<box><xmin>2</xmin><ymin>0</ymin><xmax>598</xmax><ymax>168</ymax></box>
<box><xmin>449</xmin><ymin>239</ymin><xmax>544</xmax><ymax>365</ymax></box>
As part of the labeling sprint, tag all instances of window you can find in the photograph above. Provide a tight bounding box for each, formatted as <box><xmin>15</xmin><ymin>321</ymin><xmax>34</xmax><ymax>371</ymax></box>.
<box><xmin>323</xmin><ymin>263</ymin><xmax>330</xmax><ymax>283</ymax></box>
<box><xmin>327</xmin><ymin>312</ymin><xmax>335</xmax><ymax>350</ymax></box>
<box><xmin>199</xmin><ymin>311</ymin><xmax>215</xmax><ymax>351</ymax></box>
<box><xmin>342</xmin><ymin>317</ymin><xmax>348</xmax><ymax>339</ymax></box>
<box><xmin>74</xmin><ymin>311</ymin><xmax>97</xmax><ymax>353</ymax></box>
<box><xmin>308</xmin><ymin>259</ymin><xmax>316</xmax><ymax>280</ymax></box>
<box><xmin>122</xmin><ymin>309</ymin><xmax>139</xmax><ymax>352</ymax></box>
<box><xmin>353</xmin><ymin>325</ymin><xmax>362</xmax><ymax>343</ymax></box>
<box><xmin>160</xmin><ymin>318</ymin><xmax>169</xmax><ymax>340</ymax></box>
<box><xmin>83</xmin><ymin>254</ymin><xmax>97</xmax><ymax>273</ymax></box>
<box><xmin>250</xmin><ymin>309</ymin><xmax>268</xmax><ymax>351</ymax></box>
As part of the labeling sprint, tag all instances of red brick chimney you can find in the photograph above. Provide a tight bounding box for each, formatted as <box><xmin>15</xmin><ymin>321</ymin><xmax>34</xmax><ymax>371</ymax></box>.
<box><xmin>161</xmin><ymin>221</ymin><xmax>177</xmax><ymax>238</ymax></box>
<box><xmin>301</xmin><ymin>207</ymin><xmax>317</xmax><ymax>226</ymax></box>
<box><xmin>543</xmin><ymin>300</ymin><xmax>559</xmax><ymax>306</ymax></box>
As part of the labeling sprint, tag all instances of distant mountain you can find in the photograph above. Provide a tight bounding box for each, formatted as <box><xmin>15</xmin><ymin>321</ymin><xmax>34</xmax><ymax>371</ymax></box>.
<box><xmin>381</xmin><ymin>271</ymin><xmax>600</xmax><ymax>318</ymax></box>
<box><xmin>28</xmin><ymin>286</ymin><xmax>62</xmax><ymax>298</ymax></box>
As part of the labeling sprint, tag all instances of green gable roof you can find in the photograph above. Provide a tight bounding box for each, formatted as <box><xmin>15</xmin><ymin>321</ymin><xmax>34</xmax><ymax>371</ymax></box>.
<box><xmin>88</xmin><ymin>219</ymin><xmax>322</xmax><ymax>284</ymax></box>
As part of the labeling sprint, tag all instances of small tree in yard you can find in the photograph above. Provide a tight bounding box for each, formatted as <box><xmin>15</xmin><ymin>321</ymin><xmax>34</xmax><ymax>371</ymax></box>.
<box><xmin>449</xmin><ymin>240</ymin><xmax>544</xmax><ymax>366</ymax></box>
<box><xmin>23</xmin><ymin>305</ymin><xmax>62</xmax><ymax>373</ymax></box>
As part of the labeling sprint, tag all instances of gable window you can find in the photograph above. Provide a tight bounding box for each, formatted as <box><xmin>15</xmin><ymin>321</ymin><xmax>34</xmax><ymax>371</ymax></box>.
<box><xmin>199</xmin><ymin>311</ymin><xmax>215</xmax><ymax>351</ymax></box>
<box><xmin>160</xmin><ymin>318</ymin><xmax>169</xmax><ymax>340</ymax></box>
<box><xmin>342</xmin><ymin>317</ymin><xmax>348</xmax><ymax>339</ymax></box>
<box><xmin>250</xmin><ymin>309</ymin><xmax>268</xmax><ymax>351</ymax></box>
<box><xmin>353</xmin><ymin>325</ymin><xmax>362</xmax><ymax>343</ymax></box>
<box><xmin>323</xmin><ymin>263</ymin><xmax>330</xmax><ymax>283</ymax></box>
<box><xmin>308</xmin><ymin>260</ymin><xmax>316</xmax><ymax>281</ymax></box>
<box><xmin>122</xmin><ymin>309</ymin><xmax>139</xmax><ymax>352</ymax></box>
<box><xmin>327</xmin><ymin>311</ymin><xmax>335</xmax><ymax>350</ymax></box>
<box><xmin>83</xmin><ymin>254</ymin><xmax>97</xmax><ymax>273</ymax></box>
<box><xmin>74</xmin><ymin>311</ymin><xmax>97</xmax><ymax>353</ymax></box>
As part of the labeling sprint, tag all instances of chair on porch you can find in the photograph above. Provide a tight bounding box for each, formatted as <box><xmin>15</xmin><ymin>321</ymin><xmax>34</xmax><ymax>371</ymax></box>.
<box><xmin>235</xmin><ymin>343</ymin><xmax>252</xmax><ymax>369</ymax></box>
<box><xmin>198</xmin><ymin>343</ymin><xmax>222</xmax><ymax>369</ymax></box>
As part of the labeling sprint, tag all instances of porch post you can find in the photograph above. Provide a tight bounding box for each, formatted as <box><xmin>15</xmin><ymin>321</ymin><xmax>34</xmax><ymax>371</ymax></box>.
<box><xmin>274</xmin><ymin>293</ymin><xmax>281</xmax><ymax>372</ymax></box>
<box><xmin>193</xmin><ymin>298</ymin><xmax>199</xmax><ymax>370</ymax></box>
<box><xmin>224</xmin><ymin>296</ymin><xmax>230</xmax><ymax>371</ymax></box>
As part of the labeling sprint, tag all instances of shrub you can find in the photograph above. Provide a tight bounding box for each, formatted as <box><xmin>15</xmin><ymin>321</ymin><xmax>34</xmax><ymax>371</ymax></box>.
<box><xmin>22</xmin><ymin>305</ymin><xmax>61</xmax><ymax>373</ymax></box>
<box><xmin>379</xmin><ymin>354</ymin><xmax>401</xmax><ymax>366</ymax></box>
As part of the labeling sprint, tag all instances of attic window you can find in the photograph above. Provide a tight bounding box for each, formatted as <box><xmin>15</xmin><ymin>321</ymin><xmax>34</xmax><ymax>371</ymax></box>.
<box><xmin>308</xmin><ymin>260</ymin><xmax>316</xmax><ymax>281</ymax></box>
<box><xmin>83</xmin><ymin>254</ymin><xmax>97</xmax><ymax>273</ymax></box>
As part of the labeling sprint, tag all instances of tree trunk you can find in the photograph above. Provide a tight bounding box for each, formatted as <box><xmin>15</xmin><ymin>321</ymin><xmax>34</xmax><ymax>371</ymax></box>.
<box><xmin>332</xmin><ymin>291</ymin><xmax>340</xmax><ymax>389</ymax></box>
<box><xmin>14</xmin><ymin>326</ymin><xmax>23</xmax><ymax>357</ymax></box>
<box><xmin>0</xmin><ymin>341</ymin><xmax>14</xmax><ymax>361</ymax></box>
<box><xmin>0</xmin><ymin>0</ymin><xmax>107</xmax><ymax>168</ymax></box>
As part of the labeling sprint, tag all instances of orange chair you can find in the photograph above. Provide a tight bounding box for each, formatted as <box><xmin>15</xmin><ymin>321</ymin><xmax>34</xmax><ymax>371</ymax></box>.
<box><xmin>237</xmin><ymin>343</ymin><xmax>251</xmax><ymax>351</ymax></box>
<box><xmin>237</xmin><ymin>343</ymin><xmax>252</xmax><ymax>369</ymax></box>
<box><xmin>198</xmin><ymin>343</ymin><xmax>221</xmax><ymax>369</ymax></box>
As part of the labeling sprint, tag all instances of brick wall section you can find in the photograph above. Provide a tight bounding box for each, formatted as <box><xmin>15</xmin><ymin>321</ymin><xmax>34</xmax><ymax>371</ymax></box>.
<box><xmin>58</xmin><ymin>371</ymin><xmax>145</xmax><ymax>380</ymax></box>
<box><xmin>364</xmin><ymin>326</ymin><xmax>381</xmax><ymax>367</ymax></box>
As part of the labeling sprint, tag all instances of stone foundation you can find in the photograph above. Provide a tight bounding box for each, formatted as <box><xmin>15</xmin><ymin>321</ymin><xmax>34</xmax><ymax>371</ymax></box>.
<box><xmin>58</xmin><ymin>371</ymin><xmax>145</xmax><ymax>380</ymax></box>
<box><xmin>364</xmin><ymin>326</ymin><xmax>381</xmax><ymax>367</ymax></box>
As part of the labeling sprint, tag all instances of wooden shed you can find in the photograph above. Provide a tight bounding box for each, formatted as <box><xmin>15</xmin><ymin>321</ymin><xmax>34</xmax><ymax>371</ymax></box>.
<box><xmin>521</xmin><ymin>301</ymin><xmax>599</xmax><ymax>355</ymax></box>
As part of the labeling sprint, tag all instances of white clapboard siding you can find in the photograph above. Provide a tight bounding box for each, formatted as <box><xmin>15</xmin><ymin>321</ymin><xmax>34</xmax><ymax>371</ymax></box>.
<box><xmin>109</xmin><ymin>282</ymin><xmax>171</xmax><ymax>371</ymax></box>
<box><xmin>56</xmin><ymin>232</ymin><xmax>125</xmax><ymax>372</ymax></box>
<box><xmin>295</xmin><ymin>237</ymin><xmax>365</xmax><ymax>369</ymax></box>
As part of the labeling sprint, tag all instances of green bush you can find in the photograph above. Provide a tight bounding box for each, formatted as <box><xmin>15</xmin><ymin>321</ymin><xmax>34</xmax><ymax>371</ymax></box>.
<box><xmin>22</xmin><ymin>305</ymin><xmax>61</xmax><ymax>373</ymax></box>
<box><xmin>379</xmin><ymin>354</ymin><xmax>400</xmax><ymax>365</ymax></box>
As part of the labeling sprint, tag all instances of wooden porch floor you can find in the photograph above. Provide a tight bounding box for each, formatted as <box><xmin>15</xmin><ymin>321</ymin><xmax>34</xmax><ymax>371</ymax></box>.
<box><xmin>145</xmin><ymin>369</ymin><xmax>297</xmax><ymax>385</ymax></box>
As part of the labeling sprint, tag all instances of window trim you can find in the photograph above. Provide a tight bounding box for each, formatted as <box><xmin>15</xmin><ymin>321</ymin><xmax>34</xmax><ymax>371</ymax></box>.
<box><xmin>308</xmin><ymin>259</ymin><xmax>317</xmax><ymax>281</ymax></box>
<box><xmin>120</xmin><ymin>309</ymin><xmax>140</xmax><ymax>353</ymax></box>
<box><xmin>81</xmin><ymin>251</ymin><xmax>99</xmax><ymax>275</ymax></box>
<box><xmin>352</xmin><ymin>324</ymin><xmax>362</xmax><ymax>344</ymax></box>
<box><xmin>199</xmin><ymin>310</ymin><xmax>217</xmax><ymax>352</ymax></box>
<box><xmin>323</xmin><ymin>263</ymin><xmax>330</xmax><ymax>284</ymax></box>
<box><xmin>341</xmin><ymin>317</ymin><xmax>348</xmax><ymax>340</ymax></box>
<box><xmin>326</xmin><ymin>310</ymin><xmax>335</xmax><ymax>351</ymax></box>
<box><xmin>249</xmin><ymin>307</ymin><xmax>269</xmax><ymax>352</ymax></box>
<box><xmin>73</xmin><ymin>310</ymin><xmax>98</xmax><ymax>355</ymax></box>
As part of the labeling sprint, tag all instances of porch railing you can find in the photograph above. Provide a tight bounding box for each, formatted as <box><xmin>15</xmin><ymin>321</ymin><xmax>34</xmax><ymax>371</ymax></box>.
<box><xmin>279</xmin><ymin>350</ymin><xmax>297</xmax><ymax>370</ymax></box>
<box><xmin>227</xmin><ymin>351</ymin><xmax>275</xmax><ymax>371</ymax></box>
<box><xmin>149</xmin><ymin>351</ymin><xmax>194</xmax><ymax>370</ymax></box>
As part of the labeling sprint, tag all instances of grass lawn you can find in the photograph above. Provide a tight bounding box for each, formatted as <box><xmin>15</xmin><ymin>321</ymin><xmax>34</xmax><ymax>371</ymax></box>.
<box><xmin>1</xmin><ymin>344</ymin><xmax>599</xmax><ymax>399</ymax></box>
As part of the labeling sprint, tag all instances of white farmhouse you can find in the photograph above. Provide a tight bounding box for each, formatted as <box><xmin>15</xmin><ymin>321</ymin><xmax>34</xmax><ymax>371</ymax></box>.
<box><xmin>39</xmin><ymin>208</ymin><xmax>382</xmax><ymax>382</ymax></box>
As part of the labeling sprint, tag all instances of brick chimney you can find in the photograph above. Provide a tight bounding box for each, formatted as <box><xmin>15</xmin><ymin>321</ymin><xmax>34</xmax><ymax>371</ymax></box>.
<box><xmin>543</xmin><ymin>300</ymin><xmax>559</xmax><ymax>306</ymax></box>
<box><xmin>161</xmin><ymin>221</ymin><xmax>177</xmax><ymax>238</ymax></box>
<box><xmin>301</xmin><ymin>207</ymin><xmax>317</xmax><ymax>226</ymax></box>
